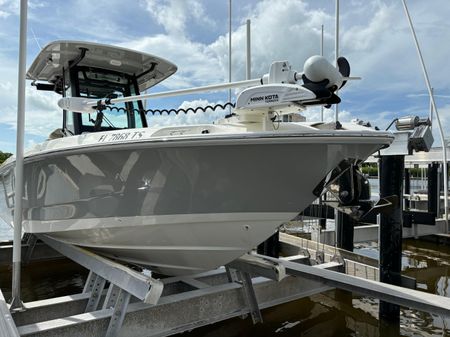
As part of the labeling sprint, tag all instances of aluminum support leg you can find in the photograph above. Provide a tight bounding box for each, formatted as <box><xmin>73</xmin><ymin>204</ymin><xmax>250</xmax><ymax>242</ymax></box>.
<box><xmin>85</xmin><ymin>274</ymin><xmax>106</xmax><ymax>312</ymax></box>
<box><xmin>83</xmin><ymin>271</ymin><xmax>97</xmax><ymax>293</ymax></box>
<box><xmin>225</xmin><ymin>265</ymin><xmax>263</xmax><ymax>323</ymax></box>
<box><xmin>102</xmin><ymin>284</ymin><xmax>121</xmax><ymax>310</ymax></box>
<box><xmin>239</xmin><ymin>271</ymin><xmax>263</xmax><ymax>324</ymax></box>
<box><xmin>105</xmin><ymin>289</ymin><xmax>131</xmax><ymax>337</ymax></box>
<box><xmin>225</xmin><ymin>266</ymin><xmax>239</xmax><ymax>283</ymax></box>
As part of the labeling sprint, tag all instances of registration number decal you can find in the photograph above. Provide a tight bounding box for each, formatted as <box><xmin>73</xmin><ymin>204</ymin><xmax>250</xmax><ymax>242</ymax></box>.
<box><xmin>98</xmin><ymin>131</ymin><xmax>144</xmax><ymax>143</ymax></box>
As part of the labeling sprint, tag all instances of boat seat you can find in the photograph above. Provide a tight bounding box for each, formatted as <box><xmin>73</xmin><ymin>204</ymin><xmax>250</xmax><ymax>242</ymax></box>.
<box><xmin>48</xmin><ymin>128</ymin><xmax>66</xmax><ymax>140</ymax></box>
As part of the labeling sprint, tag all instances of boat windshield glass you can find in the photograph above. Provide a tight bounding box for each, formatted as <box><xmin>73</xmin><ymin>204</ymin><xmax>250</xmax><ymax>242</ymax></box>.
<box><xmin>76</xmin><ymin>67</ymin><xmax>144</xmax><ymax>132</ymax></box>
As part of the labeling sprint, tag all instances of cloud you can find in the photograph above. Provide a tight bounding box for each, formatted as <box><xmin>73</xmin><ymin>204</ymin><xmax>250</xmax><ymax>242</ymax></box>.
<box><xmin>433</xmin><ymin>104</ymin><xmax>450</xmax><ymax>140</ymax></box>
<box><xmin>144</xmin><ymin>0</ymin><xmax>214</xmax><ymax>36</ymax></box>
<box><xmin>128</xmin><ymin>0</ymin><xmax>450</xmax><ymax>99</ymax></box>
<box><xmin>0</xmin><ymin>139</ymin><xmax>14</xmax><ymax>150</ymax></box>
<box><xmin>342</xmin><ymin>3</ymin><xmax>394</xmax><ymax>52</ymax></box>
<box><xmin>0</xmin><ymin>81</ymin><xmax>12</xmax><ymax>91</ymax></box>
<box><xmin>229</xmin><ymin>0</ymin><xmax>333</xmax><ymax>78</ymax></box>
<box><xmin>148</xmin><ymin>99</ymin><xmax>227</xmax><ymax>127</ymax></box>
<box><xmin>1</xmin><ymin>0</ymin><xmax>450</xmax><ymax>153</ymax></box>
<box><xmin>121</xmin><ymin>35</ymin><xmax>223</xmax><ymax>89</ymax></box>
<box><xmin>0</xmin><ymin>0</ymin><xmax>17</xmax><ymax>18</ymax></box>
<box><xmin>301</xmin><ymin>106</ymin><xmax>356</xmax><ymax>124</ymax></box>
<box><xmin>122</xmin><ymin>0</ymin><xmax>335</xmax><ymax>90</ymax></box>
<box><xmin>407</xmin><ymin>93</ymin><xmax>450</xmax><ymax>99</ymax></box>
<box><xmin>127</xmin><ymin>0</ymin><xmax>426</xmax><ymax>130</ymax></box>
<box><xmin>0</xmin><ymin>82</ymin><xmax>60</xmax><ymax>138</ymax></box>
<box><xmin>341</xmin><ymin>0</ymin><xmax>450</xmax><ymax>93</ymax></box>
<box><xmin>0</xmin><ymin>0</ymin><xmax>46</xmax><ymax>18</ymax></box>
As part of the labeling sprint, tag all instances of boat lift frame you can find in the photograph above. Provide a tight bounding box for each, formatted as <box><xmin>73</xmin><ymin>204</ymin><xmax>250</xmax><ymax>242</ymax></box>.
<box><xmin>2</xmin><ymin>233</ymin><xmax>449</xmax><ymax>337</ymax></box>
<box><xmin>33</xmin><ymin>234</ymin><xmax>164</xmax><ymax>337</ymax></box>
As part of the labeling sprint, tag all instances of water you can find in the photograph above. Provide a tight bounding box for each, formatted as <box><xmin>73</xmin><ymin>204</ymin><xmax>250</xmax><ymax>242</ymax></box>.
<box><xmin>0</xmin><ymin>260</ymin><xmax>87</xmax><ymax>302</ymax></box>
<box><xmin>369</xmin><ymin>178</ymin><xmax>429</xmax><ymax>196</ymax></box>
<box><xmin>0</xmin><ymin>219</ymin><xmax>12</xmax><ymax>241</ymax></box>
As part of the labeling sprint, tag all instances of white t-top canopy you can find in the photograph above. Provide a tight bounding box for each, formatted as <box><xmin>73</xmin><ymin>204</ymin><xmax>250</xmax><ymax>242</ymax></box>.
<box><xmin>26</xmin><ymin>40</ymin><xmax>178</xmax><ymax>92</ymax></box>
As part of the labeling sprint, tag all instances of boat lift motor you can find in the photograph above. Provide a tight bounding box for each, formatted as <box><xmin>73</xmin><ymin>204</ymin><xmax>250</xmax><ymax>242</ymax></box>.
<box><xmin>382</xmin><ymin>116</ymin><xmax>433</xmax><ymax>155</ymax></box>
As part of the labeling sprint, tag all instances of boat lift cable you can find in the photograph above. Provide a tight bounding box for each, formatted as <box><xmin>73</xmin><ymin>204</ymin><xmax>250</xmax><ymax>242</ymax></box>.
<box><xmin>385</xmin><ymin>118</ymin><xmax>399</xmax><ymax>131</ymax></box>
<box><xmin>402</xmin><ymin>0</ymin><xmax>448</xmax><ymax>227</ymax></box>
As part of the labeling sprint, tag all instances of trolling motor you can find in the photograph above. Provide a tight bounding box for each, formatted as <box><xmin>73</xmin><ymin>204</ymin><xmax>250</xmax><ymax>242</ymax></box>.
<box><xmin>234</xmin><ymin>55</ymin><xmax>355</xmax><ymax>115</ymax></box>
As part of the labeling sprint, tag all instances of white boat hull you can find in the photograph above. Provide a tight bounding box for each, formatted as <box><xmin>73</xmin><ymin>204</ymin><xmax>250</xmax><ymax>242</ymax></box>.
<box><xmin>38</xmin><ymin>212</ymin><xmax>294</xmax><ymax>275</ymax></box>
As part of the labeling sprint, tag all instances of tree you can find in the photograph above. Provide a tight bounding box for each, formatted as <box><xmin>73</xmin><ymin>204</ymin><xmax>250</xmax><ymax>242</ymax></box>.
<box><xmin>0</xmin><ymin>151</ymin><xmax>12</xmax><ymax>165</ymax></box>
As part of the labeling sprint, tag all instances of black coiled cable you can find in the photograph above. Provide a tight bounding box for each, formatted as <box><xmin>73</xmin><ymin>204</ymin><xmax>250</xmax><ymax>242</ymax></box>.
<box><xmin>104</xmin><ymin>102</ymin><xmax>235</xmax><ymax>116</ymax></box>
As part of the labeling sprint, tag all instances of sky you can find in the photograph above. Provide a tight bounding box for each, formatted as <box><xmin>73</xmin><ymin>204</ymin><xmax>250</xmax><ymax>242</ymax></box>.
<box><xmin>0</xmin><ymin>0</ymin><xmax>450</xmax><ymax>154</ymax></box>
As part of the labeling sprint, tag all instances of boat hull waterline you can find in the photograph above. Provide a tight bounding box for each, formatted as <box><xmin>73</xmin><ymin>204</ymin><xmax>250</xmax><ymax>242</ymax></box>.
<box><xmin>0</xmin><ymin>132</ymin><xmax>392</xmax><ymax>275</ymax></box>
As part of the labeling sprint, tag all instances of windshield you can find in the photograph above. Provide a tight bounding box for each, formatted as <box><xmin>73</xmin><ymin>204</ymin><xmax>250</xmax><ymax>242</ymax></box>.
<box><xmin>69</xmin><ymin>67</ymin><xmax>145</xmax><ymax>133</ymax></box>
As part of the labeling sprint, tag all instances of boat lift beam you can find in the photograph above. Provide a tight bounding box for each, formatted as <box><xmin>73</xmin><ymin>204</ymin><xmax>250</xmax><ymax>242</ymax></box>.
<box><xmin>35</xmin><ymin>234</ymin><xmax>163</xmax><ymax>304</ymax></box>
<box><xmin>259</xmin><ymin>253</ymin><xmax>450</xmax><ymax>317</ymax></box>
<box><xmin>226</xmin><ymin>251</ymin><xmax>449</xmax><ymax>317</ymax></box>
